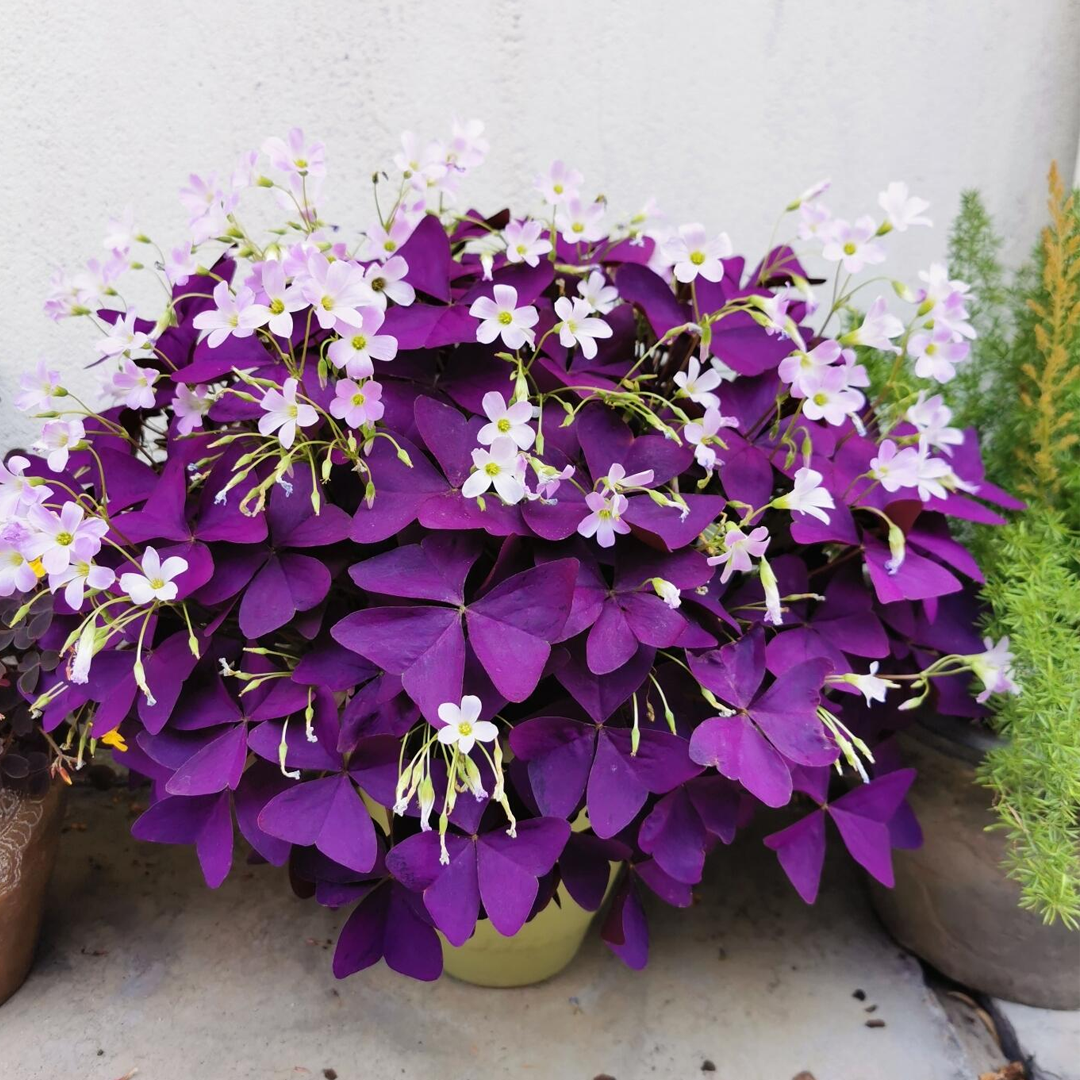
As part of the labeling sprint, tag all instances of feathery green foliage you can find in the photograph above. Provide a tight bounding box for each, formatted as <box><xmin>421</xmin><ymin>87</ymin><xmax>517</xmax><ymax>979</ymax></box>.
<box><xmin>945</xmin><ymin>169</ymin><xmax>1080</xmax><ymax>925</ymax></box>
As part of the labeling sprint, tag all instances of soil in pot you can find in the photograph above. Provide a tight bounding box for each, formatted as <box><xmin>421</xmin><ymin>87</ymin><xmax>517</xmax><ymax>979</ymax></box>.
<box><xmin>870</xmin><ymin>716</ymin><xmax>1079</xmax><ymax>1010</ymax></box>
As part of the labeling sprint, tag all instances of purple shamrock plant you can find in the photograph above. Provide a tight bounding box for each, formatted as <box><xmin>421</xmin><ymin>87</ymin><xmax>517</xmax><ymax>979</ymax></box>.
<box><xmin>4</xmin><ymin>125</ymin><xmax>1022</xmax><ymax>982</ymax></box>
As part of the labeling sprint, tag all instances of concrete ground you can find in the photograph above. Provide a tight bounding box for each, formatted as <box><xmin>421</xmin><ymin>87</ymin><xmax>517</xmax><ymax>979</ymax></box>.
<box><xmin>0</xmin><ymin>786</ymin><xmax>1073</xmax><ymax>1080</ymax></box>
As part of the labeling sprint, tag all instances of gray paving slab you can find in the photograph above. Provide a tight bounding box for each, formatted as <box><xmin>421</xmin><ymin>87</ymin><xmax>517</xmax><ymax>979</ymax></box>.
<box><xmin>0</xmin><ymin>787</ymin><xmax>986</xmax><ymax>1080</ymax></box>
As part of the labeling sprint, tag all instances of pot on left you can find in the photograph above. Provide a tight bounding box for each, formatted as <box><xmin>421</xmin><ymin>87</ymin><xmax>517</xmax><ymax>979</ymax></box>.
<box><xmin>0</xmin><ymin>783</ymin><xmax>65</xmax><ymax>1005</ymax></box>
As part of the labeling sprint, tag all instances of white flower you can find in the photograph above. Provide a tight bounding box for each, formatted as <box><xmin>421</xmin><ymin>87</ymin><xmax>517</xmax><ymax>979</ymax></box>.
<box><xmin>577</xmin><ymin>270</ymin><xmax>619</xmax><ymax>314</ymax></box>
<box><xmin>652</xmin><ymin>578</ymin><xmax>681</xmax><ymax>609</ymax></box>
<box><xmin>841</xmin><ymin>297</ymin><xmax>904</xmax><ymax>354</ymax></box>
<box><xmin>327</xmin><ymin>307</ymin><xmax>399</xmax><ymax>380</ymax></box>
<box><xmin>503</xmin><ymin>220</ymin><xmax>552</xmax><ymax>267</ymax></box>
<box><xmin>0</xmin><ymin>538</ymin><xmax>39</xmax><ymax>597</ymax></box>
<box><xmin>576</xmin><ymin>490</ymin><xmax>630</xmax><ymax>549</ymax></box>
<box><xmin>908</xmin><ymin>327</ymin><xmax>970</xmax><ymax>384</ymax></box>
<box><xmin>673</xmin><ymin>356</ymin><xmax>723</xmax><ymax>407</ymax></box>
<box><xmin>258</xmin><ymin>378</ymin><xmax>318</xmax><ymax>450</ymax></box>
<box><xmin>360</xmin><ymin>256</ymin><xmax>415</xmax><ymax>308</ymax></box>
<box><xmin>174</xmin><ymin>384</ymin><xmax>212</xmax><ymax>436</ymax></box>
<box><xmin>965</xmin><ymin>637</ymin><xmax>1021</xmax><ymax>703</ymax></box>
<box><xmin>49</xmin><ymin>559</ymin><xmax>115</xmax><ymax>612</ymax></box>
<box><xmin>15</xmin><ymin>359</ymin><xmax>64</xmax><ymax>413</ymax></box>
<box><xmin>257</xmin><ymin>261</ymin><xmax>307</xmax><ymax>338</ymax></box>
<box><xmin>120</xmin><ymin>546</ymin><xmax>188</xmax><ymax>605</ymax></box>
<box><xmin>96</xmin><ymin>310</ymin><xmax>155</xmax><ymax>359</ymax></box>
<box><xmin>845</xmin><ymin>662</ymin><xmax>899</xmax><ymax>706</ymax></box>
<box><xmin>448</xmin><ymin>118</ymin><xmax>489</xmax><ymax>171</ymax></box>
<box><xmin>555</xmin><ymin>198</ymin><xmax>606</xmax><ymax>245</ymax></box>
<box><xmin>477</xmin><ymin>392</ymin><xmax>535</xmax><ymax>451</ymax></box>
<box><xmin>24</xmin><ymin>502</ymin><xmax>108</xmax><ymax>575</ymax></box>
<box><xmin>798</xmin><ymin>366</ymin><xmax>865</xmax><ymax>426</ymax></box>
<box><xmin>759</xmin><ymin>555</ymin><xmax>783</xmax><ymax>626</ymax></box>
<box><xmin>878</xmin><ymin>182</ymin><xmax>932</xmax><ymax>232</ymax></box>
<box><xmin>191</xmin><ymin>281</ymin><xmax>271</xmax><ymax>348</ymax></box>
<box><xmin>869</xmin><ymin>440</ymin><xmax>921</xmax><ymax>493</ymax></box>
<box><xmin>553</xmin><ymin>297</ymin><xmax>612</xmax><ymax>360</ymax></box>
<box><xmin>906</xmin><ymin>392</ymin><xmax>964</xmax><ymax>456</ymax></box>
<box><xmin>821</xmin><ymin>216</ymin><xmax>886</xmax><ymax>274</ymax></box>
<box><xmin>435</xmin><ymin>695</ymin><xmax>498</xmax><ymax>755</ymax></box>
<box><xmin>797</xmin><ymin>201</ymin><xmax>833</xmax><ymax>242</ymax></box>
<box><xmin>462</xmin><ymin>437</ymin><xmax>527</xmax><ymax>505</ymax></box>
<box><xmin>32</xmin><ymin>419</ymin><xmax>84</xmax><ymax>472</ymax></box>
<box><xmin>601</xmin><ymin>462</ymin><xmax>655</xmax><ymax>492</ymax></box>
<box><xmin>535</xmin><ymin>160</ymin><xmax>583</xmax><ymax>206</ymax></box>
<box><xmin>70</xmin><ymin>619</ymin><xmax>97</xmax><ymax>684</ymax></box>
<box><xmin>661</xmin><ymin>223</ymin><xmax>732</xmax><ymax>284</ymax></box>
<box><xmin>685</xmin><ymin>407</ymin><xmax>738</xmax><ymax>473</ymax></box>
<box><xmin>774</xmin><ymin>467</ymin><xmax>835</xmax><ymax>524</ymax></box>
<box><xmin>469</xmin><ymin>284</ymin><xmax>539</xmax><ymax>350</ymax></box>
<box><xmin>911</xmin><ymin>444</ymin><xmax>952</xmax><ymax>501</ymax></box>
<box><xmin>102</xmin><ymin>206</ymin><xmax>139</xmax><ymax>253</ymax></box>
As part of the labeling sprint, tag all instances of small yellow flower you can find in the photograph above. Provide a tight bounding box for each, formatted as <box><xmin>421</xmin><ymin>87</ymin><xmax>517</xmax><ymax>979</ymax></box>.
<box><xmin>29</xmin><ymin>557</ymin><xmax>46</xmax><ymax>579</ymax></box>
<box><xmin>100</xmin><ymin>729</ymin><xmax>128</xmax><ymax>753</ymax></box>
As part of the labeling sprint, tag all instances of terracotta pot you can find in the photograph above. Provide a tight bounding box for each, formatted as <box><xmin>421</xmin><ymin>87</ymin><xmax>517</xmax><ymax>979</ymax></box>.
<box><xmin>441</xmin><ymin>862</ymin><xmax>621</xmax><ymax>988</ymax></box>
<box><xmin>870</xmin><ymin>716</ymin><xmax>1079</xmax><ymax>1009</ymax></box>
<box><xmin>0</xmin><ymin>782</ymin><xmax>65</xmax><ymax>1005</ymax></box>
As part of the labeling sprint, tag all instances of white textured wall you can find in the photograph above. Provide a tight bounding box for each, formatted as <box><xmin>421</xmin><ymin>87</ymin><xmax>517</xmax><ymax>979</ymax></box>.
<box><xmin>2</xmin><ymin>0</ymin><xmax>1078</xmax><ymax>451</ymax></box>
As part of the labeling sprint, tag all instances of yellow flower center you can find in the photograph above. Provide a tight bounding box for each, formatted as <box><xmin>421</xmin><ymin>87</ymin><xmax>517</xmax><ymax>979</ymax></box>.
<box><xmin>572</xmin><ymin>222</ymin><xmax>584</xmax><ymax>234</ymax></box>
<box><xmin>150</xmin><ymin>577</ymin><xmax>165</xmax><ymax>590</ymax></box>
<box><xmin>370</xmin><ymin>277</ymin><xmax>386</xmax><ymax>292</ymax></box>
<box><xmin>497</xmin><ymin>418</ymin><xmax>511</xmax><ymax>432</ymax></box>
<box><xmin>56</xmin><ymin>531</ymin><xmax>73</xmax><ymax>546</ymax></box>
<box><xmin>269</xmin><ymin>298</ymin><xmax>285</xmax><ymax>315</ymax></box>
<box><xmin>598</xmin><ymin>509</ymin><xmax>612</xmax><ymax>520</ymax></box>
<box><xmin>287</xmin><ymin>404</ymin><xmax>298</xmax><ymax>419</ymax></box>
<box><xmin>458</xmin><ymin>721</ymin><xmax>473</xmax><ymax>736</ymax></box>
<box><xmin>690</xmin><ymin>251</ymin><xmax>705</xmax><ymax>265</ymax></box>
<box><xmin>516</xmin><ymin>244</ymin><xmax>528</xmax><ymax>255</ymax></box>
<box><xmin>351</xmin><ymin>335</ymin><xmax>367</xmax><ymax>351</ymax></box>
<box><xmin>925</xmin><ymin>343</ymin><xmax>937</xmax><ymax>355</ymax></box>
<box><xmin>383</xmin><ymin>240</ymin><xmax>397</xmax><ymax>252</ymax></box>
<box><xmin>497</xmin><ymin>311</ymin><xmax>514</xmax><ymax>325</ymax></box>
<box><xmin>553</xmin><ymin>183</ymin><xmax>564</xmax><ymax>195</ymax></box>
<box><xmin>321</xmin><ymin>296</ymin><xmax>334</xmax><ymax>311</ymax></box>
<box><xmin>813</xmin><ymin>392</ymin><xmax>828</xmax><ymax>406</ymax></box>
<box><xmin>351</xmin><ymin>392</ymin><xmax>366</xmax><ymax>407</ymax></box>
<box><xmin>294</xmin><ymin>157</ymin><xmax>308</xmax><ymax>170</ymax></box>
<box><xmin>484</xmin><ymin>462</ymin><xmax>502</xmax><ymax>477</ymax></box>
<box><xmin>843</xmin><ymin>242</ymin><xmax>857</xmax><ymax>256</ymax></box>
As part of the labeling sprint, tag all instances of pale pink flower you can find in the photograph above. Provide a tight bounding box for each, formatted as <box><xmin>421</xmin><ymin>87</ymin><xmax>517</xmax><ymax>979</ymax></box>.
<box><xmin>109</xmin><ymin>359</ymin><xmax>161</xmax><ymax>411</ymax></box>
<box><xmin>798</xmin><ymin>366</ymin><xmax>865</xmax><ymax>426</ymax></box>
<box><xmin>120</xmin><ymin>546</ymin><xmax>188</xmax><ymax>605</ymax></box>
<box><xmin>577</xmin><ymin>270</ymin><xmax>619</xmax><ymax>314</ymax></box>
<box><xmin>477</xmin><ymin>392</ymin><xmax>535</xmax><ymax>450</ymax></box>
<box><xmin>878</xmin><ymin>182</ymin><xmax>931</xmax><ymax>232</ymax></box>
<box><xmin>301</xmin><ymin>254</ymin><xmax>373</xmax><ymax>331</ymax></box>
<box><xmin>0</xmin><ymin>456</ymin><xmax>51</xmax><ymax>516</ymax></box>
<box><xmin>796</xmin><ymin>201</ymin><xmax>833</xmax><ymax>242</ymax></box>
<box><xmin>447</xmin><ymin>119</ymin><xmax>489</xmax><ymax>171</ymax></box>
<box><xmin>258</xmin><ymin>378</ymin><xmax>318</xmax><ymax>450</ymax></box>
<box><xmin>262</xmin><ymin>127</ymin><xmax>326</xmax><ymax>178</ymax></box>
<box><xmin>535</xmin><ymin>160</ymin><xmax>583</xmax><ymax>206</ymax></box>
<box><xmin>553</xmin><ymin>296</ymin><xmax>612</xmax><ymax>360</ymax></box>
<box><xmin>174</xmin><ymin>384</ymin><xmax>212</xmax><ymax>435</ymax></box>
<box><xmin>360</xmin><ymin>216</ymin><xmax>416</xmax><ymax>262</ymax></box>
<box><xmin>602</xmin><ymin>462</ymin><xmax>655</xmax><ymax>491</ymax></box>
<box><xmin>906</xmin><ymin>391</ymin><xmax>964</xmax><ymax>456</ymax></box>
<box><xmin>32</xmin><ymin>419</ymin><xmax>84</xmax><ymax>472</ymax></box>
<box><xmin>708</xmin><ymin>525</ymin><xmax>770</xmax><ymax>583</ymax></box>
<box><xmin>102</xmin><ymin>206</ymin><xmax>138</xmax><ymax>253</ymax></box>
<box><xmin>165</xmin><ymin>246</ymin><xmax>199</xmax><ymax>287</ymax></box>
<box><xmin>0</xmin><ymin>537</ymin><xmax>40</xmax><ymax>597</ymax></box>
<box><xmin>327</xmin><ymin>307</ymin><xmax>398</xmax><ymax>379</ymax></box>
<box><xmin>192</xmin><ymin>281</ymin><xmax>271</xmax><ymax>348</ymax></box>
<box><xmin>869</xmin><ymin>439</ymin><xmax>921</xmax><ymax>493</ymax></box>
<box><xmin>252</xmin><ymin>261</ymin><xmax>307</xmax><ymax>338</ymax></box>
<box><xmin>24</xmin><ymin>502</ymin><xmax>108</xmax><ymax>575</ymax></box>
<box><xmin>821</xmin><ymin>216</ymin><xmax>885</xmax><ymax>274</ymax></box>
<box><xmin>917</xmin><ymin>264</ymin><xmax>974</xmax><ymax>339</ymax></box>
<box><xmin>504</xmin><ymin>220</ymin><xmax>552</xmax><ymax>267</ymax></box>
<box><xmin>179</xmin><ymin>173</ymin><xmax>234</xmax><ymax>245</ymax></box>
<box><xmin>778</xmin><ymin>339</ymin><xmax>842</xmax><ymax>393</ymax></box>
<box><xmin>555</xmin><ymin>198</ymin><xmax>606</xmax><ymax>245</ymax></box>
<box><xmin>469</xmin><ymin>284</ymin><xmax>539</xmax><ymax>350</ymax></box>
<box><xmin>330</xmin><ymin>378</ymin><xmax>384</xmax><ymax>429</ymax></box>
<box><xmin>965</xmin><ymin>637</ymin><xmax>1021</xmax><ymax>703</ymax></box>
<box><xmin>15</xmin><ymin>359</ymin><xmax>64</xmax><ymax>413</ymax></box>
<box><xmin>231</xmin><ymin>149</ymin><xmax>260</xmax><ymax>190</ymax></box>
<box><xmin>661</xmin><ymin>223</ymin><xmax>732</xmax><ymax>284</ymax></box>
<box><xmin>528</xmin><ymin>462</ymin><xmax>575</xmax><ymax>501</ymax></box>
<box><xmin>461</xmin><ymin>437</ymin><xmax>527</xmax><ymax>505</ymax></box>
<box><xmin>96</xmin><ymin>310</ymin><xmax>155</xmax><ymax>359</ymax></box>
<box><xmin>576</xmin><ymin>490</ymin><xmax>630</xmax><ymax>548</ymax></box>
<box><xmin>908</xmin><ymin>326</ymin><xmax>970</xmax><ymax>383</ymax></box>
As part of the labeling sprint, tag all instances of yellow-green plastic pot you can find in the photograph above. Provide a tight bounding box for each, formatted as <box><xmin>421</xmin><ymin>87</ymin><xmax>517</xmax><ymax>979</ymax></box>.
<box><xmin>440</xmin><ymin>861</ymin><xmax>621</xmax><ymax>987</ymax></box>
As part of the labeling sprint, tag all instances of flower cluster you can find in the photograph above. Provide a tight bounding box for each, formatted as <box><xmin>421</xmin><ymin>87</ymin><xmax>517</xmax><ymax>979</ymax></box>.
<box><xmin>7</xmin><ymin>124</ymin><xmax>1020</xmax><ymax>981</ymax></box>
